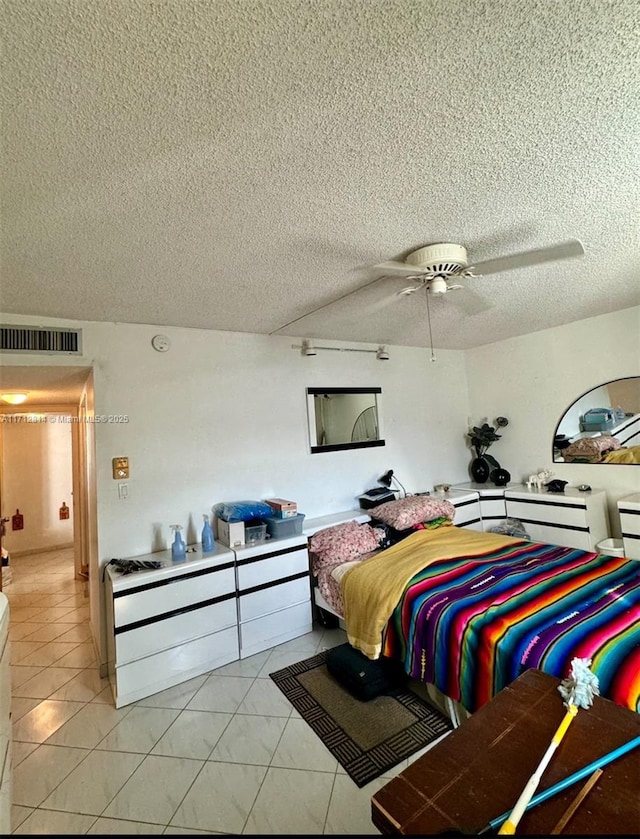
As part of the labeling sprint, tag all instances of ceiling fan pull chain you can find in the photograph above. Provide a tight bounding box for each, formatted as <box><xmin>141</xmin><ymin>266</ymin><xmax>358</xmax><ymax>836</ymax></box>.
<box><xmin>425</xmin><ymin>287</ymin><xmax>436</xmax><ymax>363</ymax></box>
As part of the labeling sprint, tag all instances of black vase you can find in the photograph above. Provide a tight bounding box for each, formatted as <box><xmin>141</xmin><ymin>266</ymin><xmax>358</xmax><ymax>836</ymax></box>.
<box><xmin>470</xmin><ymin>456</ymin><xmax>490</xmax><ymax>483</ymax></box>
<box><xmin>491</xmin><ymin>467</ymin><xmax>511</xmax><ymax>487</ymax></box>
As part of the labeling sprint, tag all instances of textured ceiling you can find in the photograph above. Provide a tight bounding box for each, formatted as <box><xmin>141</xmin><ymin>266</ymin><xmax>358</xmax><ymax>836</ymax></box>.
<box><xmin>1</xmin><ymin>0</ymin><xmax>639</xmax><ymax>350</ymax></box>
<box><xmin>0</xmin><ymin>365</ymin><xmax>89</xmax><ymax>405</ymax></box>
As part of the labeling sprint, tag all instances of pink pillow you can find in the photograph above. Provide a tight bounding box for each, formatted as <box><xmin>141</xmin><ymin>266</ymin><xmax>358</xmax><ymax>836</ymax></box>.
<box><xmin>368</xmin><ymin>496</ymin><xmax>456</xmax><ymax>530</ymax></box>
<box><xmin>309</xmin><ymin>521</ymin><xmax>383</xmax><ymax>570</ymax></box>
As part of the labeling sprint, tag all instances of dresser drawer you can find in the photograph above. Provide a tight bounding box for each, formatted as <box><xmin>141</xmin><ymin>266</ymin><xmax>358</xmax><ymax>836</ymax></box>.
<box><xmin>115</xmin><ymin>597</ymin><xmax>238</xmax><ymax>664</ymax></box>
<box><xmin>236</xmin><ymin>545</ymin><xmax>308</xmax><ymax>591</ymax></box>
<box><xmin>505</xmin><ymin>496</ymin><xmax>588</xmax><ymax>529</ymax></box>
<box><xmin>114</xmin><ymin>625</ymin><xmax>239</xmax><ymax>707</ymax></box>
<box><xmin>238</xmin><ymin>576</ymin><xmax>309</xmax><ymax>623</ymax></box>
<box><xmin>521</xmin><ymin>522</ymin><xmax>594</xmax><ymax>552</ymax></box>
<box><xmin>478</xmin><ymin>494</ymin><xmax>507</xmax><ymax>525</ymax></box>
<box><xmin>113</xmin><ymin>564</ymin><xmax>236</xmax><ymax>627</ymax></box>
<box><xmin>620</xmin><ymin>510</ymin><xmax>640</xmax><ymax>536</ymax></box>
<box><xmin>453</xmin><ymin>503</ymin><xmax>481</xmax><ymax>525</ymax></box>
<box><xmin>239</xmin><ymin>601</ymin><xmax>312</xmax><ymax>658</ymax></box>
<box><xmin>619</xmin><ymin>506</ymin><xmax>640</xmax><ymax>560</ymax></box>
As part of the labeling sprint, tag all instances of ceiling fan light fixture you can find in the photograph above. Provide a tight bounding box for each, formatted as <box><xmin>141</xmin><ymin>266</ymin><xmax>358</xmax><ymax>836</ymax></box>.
<box><xmin>429</xmin><ymin>277</ymin><xmax>449</xmax><ymax>295</ymax></box>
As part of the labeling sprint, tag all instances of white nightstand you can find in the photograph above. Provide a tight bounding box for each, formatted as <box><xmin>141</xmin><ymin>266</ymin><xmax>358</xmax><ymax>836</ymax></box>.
<box><xmin>617</xmin><ymin>493</ymin><xmax>640</xmax><ymax>560</ymax></box>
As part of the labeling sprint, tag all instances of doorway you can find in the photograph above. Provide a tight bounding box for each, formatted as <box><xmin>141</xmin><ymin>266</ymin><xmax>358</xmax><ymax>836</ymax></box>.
<box><xmin>0</xmin><ymin>365</ymin><xmax>95</xmax><ymax>590</ymax></box>
<box><xmin>0</xmin><ymin>406</ymin><xmax>84</xmax><ymax>576</ymax></box>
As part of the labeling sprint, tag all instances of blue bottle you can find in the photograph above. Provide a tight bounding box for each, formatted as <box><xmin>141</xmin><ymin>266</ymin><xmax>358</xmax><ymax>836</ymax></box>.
<box><xmin>171</xmin><ymin>525</ymin><xmax>186</xmax><ymax>562</ymax></box>
<box><xmin>201</xmin><ymin>515</ymin><xmax>215</xmax><ymax>553</ymax></box>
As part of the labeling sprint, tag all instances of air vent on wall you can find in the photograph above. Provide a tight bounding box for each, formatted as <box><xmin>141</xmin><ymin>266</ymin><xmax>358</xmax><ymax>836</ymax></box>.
<box><xmin>0</xmin><ymin>325</ymin><xmax>82</xmax><ymax>355</ymax></box>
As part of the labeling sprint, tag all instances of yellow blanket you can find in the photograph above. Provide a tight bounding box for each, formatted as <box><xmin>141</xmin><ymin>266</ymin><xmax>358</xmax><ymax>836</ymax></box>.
<box><xmin>342</xmin><ymin>526</ymin><xmax>520</xmax><ymax>658</ymax></box>
<box><xmin>603</xmin><ymin>445</ymin><xmax>640</xmax><ymax>464</ymax></box>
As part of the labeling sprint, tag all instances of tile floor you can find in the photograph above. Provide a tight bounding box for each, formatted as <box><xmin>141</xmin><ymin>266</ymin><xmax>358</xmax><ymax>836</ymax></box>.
<box><xmin>6</xmin><ymin>547</ymin><xmax>440</xmax><ymax>834</ymax></box>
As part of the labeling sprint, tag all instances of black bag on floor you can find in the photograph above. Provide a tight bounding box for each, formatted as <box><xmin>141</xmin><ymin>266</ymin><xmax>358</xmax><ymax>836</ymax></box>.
<box><xmin>325</xmin><ymin>642</ymin><xmax>404</xmax><ymax>701</ymax></box>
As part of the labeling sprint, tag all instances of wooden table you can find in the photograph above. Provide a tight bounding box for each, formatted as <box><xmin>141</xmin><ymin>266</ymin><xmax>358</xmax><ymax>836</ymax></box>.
<box><xmin>371</xmin><ymin>669</ymin><xmax>640</xmax><ymax>835</ymax></box>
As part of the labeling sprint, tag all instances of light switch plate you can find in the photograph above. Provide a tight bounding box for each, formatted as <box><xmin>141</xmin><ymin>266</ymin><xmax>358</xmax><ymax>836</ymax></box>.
<box><xmin>112</xmin><ymin>457</ymin><xmax>129</xmax><ymax>479</ymax></box>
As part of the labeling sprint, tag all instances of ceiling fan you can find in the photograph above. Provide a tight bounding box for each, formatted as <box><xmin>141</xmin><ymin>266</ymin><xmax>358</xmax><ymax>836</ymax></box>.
<box><xmin>373</xmin><ymin>238</ymin><xmax>585</xmax><ymax>302</ymax></box>
<box><xmin>270</xmin><ymin>237</ymin><xmax>585</xmax><ymax>335</ymax></box>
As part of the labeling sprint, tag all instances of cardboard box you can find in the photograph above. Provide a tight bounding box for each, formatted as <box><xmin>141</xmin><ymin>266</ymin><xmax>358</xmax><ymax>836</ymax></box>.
<box><xmin>216</xmin><ymin>518</ymin><xmax>245</xmax><ymax>547</ymax></box>
<box><xmin>264</xmin><ymin>498</ymin><xmax>297</xmax><ymax>518</ymax></box>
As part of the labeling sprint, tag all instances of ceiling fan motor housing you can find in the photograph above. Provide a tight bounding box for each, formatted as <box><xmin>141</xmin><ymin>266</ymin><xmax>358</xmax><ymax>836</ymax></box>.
<box><xmin>405</xmin><ymin>242</ymin><xmax>468</xmax><ymax>275</ymax></box>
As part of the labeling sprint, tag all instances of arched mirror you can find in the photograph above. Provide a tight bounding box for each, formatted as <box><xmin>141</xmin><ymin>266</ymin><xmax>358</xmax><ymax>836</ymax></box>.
<box><xmin>553</xmin><ymin>376</ymin><xmax>640</xmax><ymax>464</ymax></box>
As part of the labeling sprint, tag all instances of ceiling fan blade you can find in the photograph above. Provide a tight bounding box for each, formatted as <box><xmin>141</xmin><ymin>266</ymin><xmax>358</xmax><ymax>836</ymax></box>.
<box><xmin>270</xmin><ymin>272</ymin><xmax>419</xmax><ymax>334</ymax></box>
<box><xmin>466</xmin><ymin>238</ymin><xmax>584</xmax><ymax>276</ymax></box>
<box><xmin>373</xmin><ymin>259</ymin><xmax>427</xmax><ymax>276</ymax></box>
<box><xmin>366</xmin><ymin>289</ymin><xmax>413</xmax><ymax>314</ymax></box>
<box><xmin>427</xmin><ymin>279</ymin><xmax>491</xmax><ymax>316</ymax></box>
<box><xmin>269</xmin><ymin>274</ymin><xmax>390</xmax><ymax>334</ymax></box>
<box><xmin>450</xmin><ymin>288</ymin><xmax>493</xmax><ymax>316</ymax></box>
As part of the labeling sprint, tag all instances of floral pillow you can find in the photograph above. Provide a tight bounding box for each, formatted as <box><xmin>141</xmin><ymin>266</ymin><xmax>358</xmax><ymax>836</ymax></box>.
<box><xmin>368</xmin><ymin>496</ymin><xmax>456</xmax><ymax>530</ymax></box>
<box><xmin>562</xmin><ymin>436</ymin><xmax>621</xmax><ymax>463</ymax></box>
<box><xmin>309</xmin><ymin>521</ymin><xmax>383</xmax><ymax>572</ymax></box>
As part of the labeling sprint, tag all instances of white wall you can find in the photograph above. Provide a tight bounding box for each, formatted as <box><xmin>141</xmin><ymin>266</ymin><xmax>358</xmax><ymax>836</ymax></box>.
<box><xmin>464</xmin><ymin>307</ymin><xmax>640</xmax><ymax>535</ymax></box>
<box><xmin>85</xmin><ymin>323</ymin><xmax>471</xmax><ymax>555</ymax></box>
<box><xmin>1</xmin><ymin>416</ymin><xmax>74</xmax><ymax>553</ymax></box>
<box><xmin>1</xmin><ymin>306</ymin><xmax>638</xmax><ymax>668</ymax></box>
<box><xmin>0</xmin><ymin>313</ymin><xmax>471</xmax><ymax>660</ymax></box>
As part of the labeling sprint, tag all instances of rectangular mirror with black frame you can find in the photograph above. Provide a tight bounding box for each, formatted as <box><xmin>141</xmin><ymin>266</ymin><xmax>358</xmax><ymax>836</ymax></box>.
<box><xmin>306</xmin><ymin>387</ymin><xmax>385</xmax><ymax>453</ymax></box>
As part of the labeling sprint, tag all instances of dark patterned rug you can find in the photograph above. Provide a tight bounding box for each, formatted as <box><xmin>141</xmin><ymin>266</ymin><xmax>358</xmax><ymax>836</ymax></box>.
<box><xmin>269</xmin><ymin>649</ymin><xmax>452</xmax><ymax>787</ymax></box>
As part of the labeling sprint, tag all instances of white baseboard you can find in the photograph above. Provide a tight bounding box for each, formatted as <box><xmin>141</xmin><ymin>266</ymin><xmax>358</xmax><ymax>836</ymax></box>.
<box><xmin>7</xmin><ymin>542</ymin><xmax>74</xmax><ymax>558</ymax></box>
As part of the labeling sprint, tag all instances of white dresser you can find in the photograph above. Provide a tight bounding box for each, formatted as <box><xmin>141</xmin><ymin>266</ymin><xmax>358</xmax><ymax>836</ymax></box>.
<box><xmin>105</xmin><ymin>531</ymin><xmax>316</xmax><ymax>707</ymax></box>
<box><xmin>105</xmin><ymin>544</ymin><xmax>239</xmax><ymax>708</ymax></box>
<box><xmin>431</xmin><ymin>489</ymin><xmax>482</xmax><ymax>530</ymax></box>
<box><xmin>234</xmin><ymin>534</ymin><xmax>312</xmax><ymax>659</ymax></box>
<box><xmin>504</xmin><ymin>486</ymin><xmax>609</xmax><ymax>551</ymax></box>
<box><xmin>617</xmin><ymin>493</ymin><xmax>640</xmax><ymax>560</ymax></box>
<box><xmin>0</xmin><ymin>593</ymin><xmax>11</xmax><ymax>835</ymax></box>
<box><xmin>452</xmin><ymin>482</ymin><xmax>520</xmax><ymax>531</ymax></box>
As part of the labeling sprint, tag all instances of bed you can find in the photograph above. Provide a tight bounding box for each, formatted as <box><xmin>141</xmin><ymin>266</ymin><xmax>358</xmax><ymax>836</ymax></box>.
<box><xmin>560</xmin><ymin>434</ymin><xmax>640</xmax><ymax>463</ymax></box>
<box><xmin>309</xmin><ymin>497</ymin><xmax>640</xmax><ymax>718</ymax></box>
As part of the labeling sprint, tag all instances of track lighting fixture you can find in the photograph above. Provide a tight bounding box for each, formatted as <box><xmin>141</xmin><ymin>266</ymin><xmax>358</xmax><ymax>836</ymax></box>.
<box><xmin>295</xmin><ymin>342</ymin><xmax>390</xmax><ymax>360</ymax></box>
